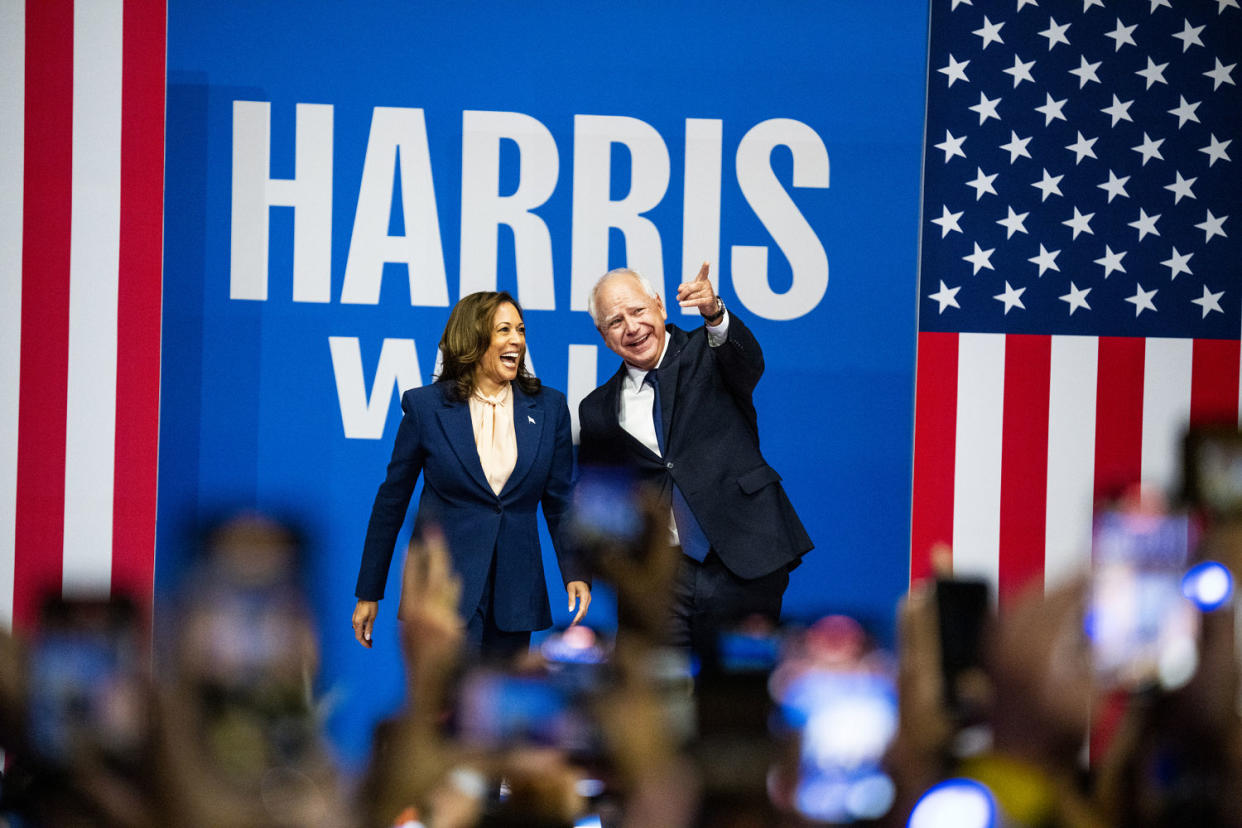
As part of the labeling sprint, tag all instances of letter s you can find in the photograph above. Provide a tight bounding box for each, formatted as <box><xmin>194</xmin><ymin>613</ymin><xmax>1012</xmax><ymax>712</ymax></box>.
<box><xmin>732</xmin><ymin>119</ymin><xmax>828</xmax><ymax>321</ymax></box>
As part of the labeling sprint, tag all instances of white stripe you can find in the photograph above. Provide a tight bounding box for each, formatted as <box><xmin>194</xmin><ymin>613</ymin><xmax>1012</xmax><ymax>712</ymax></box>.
<box><xmin>63</xmin><ymin>0</ymin><xmax>124</xmax><ymax>596</ymax></box>
<box><xmin>1141</xmin><ymin>338</ymin><xmax>1193</xmax><ymax>501</ymax></box>
<box><xmin>1044</xmin><ymin>336</ymin><xmax>1098</xmax><ymax>590</ymax></box>
<box><xmin>0</xmin><ymin>0</ymin><xmax>25</xmax><ymax>631</ymax></box>
<box><xmin>952</xmin><ymin>333</ymin><xmax>1004</xmax><ymax>590</ymax></box>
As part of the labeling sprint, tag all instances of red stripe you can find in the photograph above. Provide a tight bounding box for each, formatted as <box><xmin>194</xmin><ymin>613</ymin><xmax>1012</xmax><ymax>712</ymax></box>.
<box><xmin>1189</xmin><ymin>339</ymin><xmax>1240</xmax><ymax>427</ymax></box>
<box><xmin>112</xmin><ymin>0</ymin><xmax>166</xmax><ymax>626</ymax></box>
<box><xmin>14</xmin><ymin>0</ymin><xmax>75</xmax><ymax>630</ymax></box>
<box><xmin>1094</xmin><ymin>337</ymin><xmax>1146</xmax><ymax>503</ymax></box>
<box><xmin>997</xmin><ymin>334</ymin><xmax>1050</xmax><ymax>606</ymax></box>
<box><xmin>910</xmin><ymin>332</ymin><xmax>958</xmax><ymax>584</ymax></box>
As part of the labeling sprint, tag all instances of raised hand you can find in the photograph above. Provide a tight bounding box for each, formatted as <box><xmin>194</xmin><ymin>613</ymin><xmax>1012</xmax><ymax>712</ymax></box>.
<box><xmin>675</xmin><ymin>261</ymin><xmax>719</xmax><ymax>317</ymax></box>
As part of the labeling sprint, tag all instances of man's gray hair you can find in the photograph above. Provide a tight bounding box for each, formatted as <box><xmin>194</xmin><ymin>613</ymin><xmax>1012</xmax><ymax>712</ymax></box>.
<box><xmin>586</xmin><ymin>268</ymin><xmax>660</xmax><ymax>327</ymax></box>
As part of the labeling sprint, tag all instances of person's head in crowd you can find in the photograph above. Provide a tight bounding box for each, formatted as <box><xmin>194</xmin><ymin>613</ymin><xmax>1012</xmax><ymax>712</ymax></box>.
<box><xmin>587</xmin><ymin>268</ymin><xmax>668</xmax><ymax>371</ymax></box>
<box><xmin>439</xmin><ymin>290</ymin><xmax>540</xmax><ymax>401</ymax></box>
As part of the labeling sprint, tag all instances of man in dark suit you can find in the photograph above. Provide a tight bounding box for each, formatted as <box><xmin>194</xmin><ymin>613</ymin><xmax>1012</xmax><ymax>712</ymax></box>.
<box><xmin>577</xmin><ymin>264</ymin><xmax>812</xmax><ymax>650</ymax></box>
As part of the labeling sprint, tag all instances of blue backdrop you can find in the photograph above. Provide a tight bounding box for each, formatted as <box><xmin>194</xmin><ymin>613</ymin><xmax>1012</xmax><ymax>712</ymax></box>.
<box><xmin>159</xmin><ymin>1</ymin><xmax>930</xmax><ymax>766</ymax></box>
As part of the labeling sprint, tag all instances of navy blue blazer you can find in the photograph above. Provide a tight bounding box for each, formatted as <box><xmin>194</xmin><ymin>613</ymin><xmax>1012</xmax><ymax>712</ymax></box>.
<box><xmin>578</xmin><ymin>315</ymin><xmax>812</xmax><ymax>580</ymax></box>
<box><xmin>356</xmin><ymin>380</ymin><xmax>585</xmax><ymax>632</ymax></box>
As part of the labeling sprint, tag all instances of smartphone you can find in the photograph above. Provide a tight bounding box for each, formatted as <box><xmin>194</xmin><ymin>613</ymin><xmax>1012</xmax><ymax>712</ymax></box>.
<box><xmin>766</xmin><ymin>618</ymin><xmax>898</xmax><ymax>824</ymax></box>
<box><xmin>935</xmin><ymin>578</ymin><xmax>990</xmax><ymax>722</ymax></box>
<box><xmin>456</xmin><ymin>669</ymin><xmax>596</xmax><ymax>756</ymax></box>
<box><xmin>26</xmin><ymin>596</ymin><xmax>146</xmax><ymax>768</ymax></box>
<box><xmin>567</xmin><ymin>466</ymin><xmax>646</xmax><ymax>564</ymax></box>
<box><xmin>1184</xmin><ymin>427</ymin><xmax>1242</xmax><ymax>519</ymax></box>
<box><xmin>772</xmin><ymin>663</ymin><xmax>899</xmax><ymax>823</ymax></box>
<box><xmin>1087</xmin><ymin>509</ymin><xmax>1200</xmax><ymax>689</ymax></box>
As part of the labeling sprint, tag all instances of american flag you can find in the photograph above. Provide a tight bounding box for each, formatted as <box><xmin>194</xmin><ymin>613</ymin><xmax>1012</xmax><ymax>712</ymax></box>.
<box><xmin>912</xmin><ymin>0</ymin><xmax>1242</xmax><ymax>603</ymax></box>
<box><xmin>1</xmin><ymin>0</ymin><xmax>166</xmax><ymax>633</ymax></box>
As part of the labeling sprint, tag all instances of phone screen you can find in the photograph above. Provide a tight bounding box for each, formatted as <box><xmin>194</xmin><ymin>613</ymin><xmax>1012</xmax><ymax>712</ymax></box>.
<box><xmin>935</xmin><ymin>578</ymin><xmax>990</xmax><ymax>723</ymax></box>
<box><xmin>26</xmin><ymin>597</ymin><xmax>145</xmax><ymax>767</ymax></box>
<box><xmin>1087</xmin><ymin>510</ymin><xmax>1199</xmax><ymax>689</ymax></box>
<box><xmin>567</xmin><ymin>466</ymin><xmax>645</xmax><ymax>562</ymax></box>
<box><xmin>456</xmin><ymin>669</ymin><xmax>597</xmax><ymax>756</ymax></box>
<box><xmin>767</xmin><ymin>619</ymin><xmax>898</xmax><ymax>823</ymax></box>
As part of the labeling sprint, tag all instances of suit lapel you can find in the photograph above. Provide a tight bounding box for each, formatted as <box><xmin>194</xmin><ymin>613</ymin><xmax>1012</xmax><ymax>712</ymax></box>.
<box><xmin>435</xmin><ymin>393</ymin><xmax>494</xmax><ymax>497</ymax></box>
<box><xmin>501</xmin><ymin>386</ymin><xmax>541</xmax><ymax>498</ymax></box>
<box><xmin>603</xmin><ymin>361</ymin><xmax>662</xmax><ymax>462</ymax></box>
<box><xmin>655</xmin><ymin>325</ymin><xmax>687</xmax><ymax>445</ymax></box>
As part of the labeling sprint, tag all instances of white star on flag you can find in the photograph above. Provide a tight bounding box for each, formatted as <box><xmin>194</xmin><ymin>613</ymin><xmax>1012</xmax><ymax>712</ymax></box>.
<box><xmin>1098</xmin><ymin>170</ymin><xmax>1130</xmax><ymax>202</ymax></box>
<box><xmin>1168</xmin><ymin>96</ymin><xmax>1201</xmax><ymax>128</ymax></box>
<box><xmin>936</xmin><ymin>130</ymin><xmax>968</xmax><ymax>162</ymax></box>
<box><xmin>1002</xmin><ymin>131</ymin><xmax>1034</xmax><ymax>162</ymax></box>
<box><xmin>1029</xmin><ymin>244</ymin><xmax>1062</xmax><ymax>275</ymax></box>
<box><xmin>995</xmin><ymin>281</ymin><xmax>1027</xmax><ymax>314</ymax></box>
<box><xmin>974</xmin><ymin>16</ymin><xmax>1006</xmax><ymax>48</ymax></box>
<box><xmin>1101</xmin><ymin>94</ymin><xmax>1135</xmax><ymax>126</ymax></box>
<box><xmin>931</xmin><ymin>205</ymin><xmax>965</xmax><ymax>237</ymax></box>
<box><xmin>1032</xmin><ymin>168</ymin><xmax>1064</xmax><ymax>200</ymax></box>
<box><xmin>1204</xmin><ymin>57</ymin><xmax>1236</xmax><ymax>89</ymax></box>
<box><xmin>1039</xmin><ymin>17</ymin><xmax>1072</xmax><ymax>49</ymax></box>
<box><xmin>1199</xmin><ymin>134</ymin><xmax>1231</xmax><ymax>165</ymax></box>
<box><xmin>1161</xmin><ymin>247</ymin><xmax>1194</xmax><ymax>279</ymax></box>
<box><xmin>966</xmin><ymin>167</ymin><xmax>999</xmax><ymax>199</ymax></box>
<box><xmin>1004</xmin><ymin>54</ymin><xmax>1037</xmax><ymax>86</ymax></box>
<box><xmin>1131</xmin><ymin>133</ymin><xmax>1165</xmax><ymax>165</ymax></box>
<box><xmin>1164</xmin><ymin>172</ymin><xmax>1197</xmax><ymax>203</ymax></box>
<box><xmin>1104</xmin><ymin>18</ymin><xmax>1138</xmax><ymax>52</ymax></box>
<box><xmin>1059</xmin><ymin>282</ymin><xmax>1092</xmax><ymax>314</ymax></box>
<box><xmin>929</xmin><ymin>281</ymin><xmax>962</xmax><ymax>313</ymax></box>
<box><xmin>940</xmin><ymin>54</ymin><xmax>971</xmax><ymax>86</ymax></box>
<box><xmin>997</xmin><ymin>206</ymin><xmax>1031</xmax><ymax>237</ymax></box>
<box><xmin>1128</xmin><ymin>209</ymin><xmax>1161</xmax><ymax>241</ymax></box>
<box><xmin>964</xmin><ymin>242</ymin><xmax>996</xmax><ymax>274</ymax></box>
<box><xmin>1195</xmin><ymin>210</ymin><xmax>1228</xmax><ymax>242</ymax></box>
<box><xmin>1094</xmin><ymin>244</ymin><xmax>1127</xmax><ymax>277</ymax></box>
<box><xmin>1125</xmin><ymin>283</ymin><xmax>1158</xmax><ymax>316</ymax></box>
<box><xmin>1035</xmin><ymin>92</ymin><xmax>1069</xmax><ymax>124</ymax></box>
<box><xmin>1172</xmin><ymin>19</ymin><xmax>1206</xmax><ymax>52</ymax></box>
<box><xmin>1069</xmin><ymin>56</ymin><xmax>1102</xmax><ymax>87</ymax></box>
<box><xmin>1066</xmin><ymin>131</ymin><xmax>1098</xmax><ymax>164</ymax></box>
<box><xmin>1191</xmin><ymin>285</ymin><xmax>1224</xmax><ymax>317</ymax></box>
<box><xmin>1135</xmin><ymin>57</ymin><xmax>1169</xmax><ymax>88</ymax></box>
<box><xmin>970</xmin><ymin>91</ymin><xmax>1003</xmax><ymax>124</ymax></box>
<box><xmin>1063</xmin><ymin>207</ymin><xmax>1095</xmax><ymax>238</ymax></box>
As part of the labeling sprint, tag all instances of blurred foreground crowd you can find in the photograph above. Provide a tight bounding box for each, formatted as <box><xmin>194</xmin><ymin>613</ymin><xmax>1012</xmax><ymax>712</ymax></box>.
<box><xmin>3</xmin><ymin>435</ymin><xmax>1242</xmax><ymax>827</ymax></box>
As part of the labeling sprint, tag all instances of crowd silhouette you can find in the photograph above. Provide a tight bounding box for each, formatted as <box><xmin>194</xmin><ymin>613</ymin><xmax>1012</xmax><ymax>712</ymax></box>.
<box><xmin>3</xmin><ymin>430</ymin><xmax>1242</xmax><ymax>827</ymax></box>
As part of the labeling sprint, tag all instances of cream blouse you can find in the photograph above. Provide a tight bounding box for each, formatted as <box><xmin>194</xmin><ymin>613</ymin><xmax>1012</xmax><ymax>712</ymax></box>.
<box><xmin>468</xmin><ymin>383</ymin><xmax>517</xmax><ymax>495</ymax></box>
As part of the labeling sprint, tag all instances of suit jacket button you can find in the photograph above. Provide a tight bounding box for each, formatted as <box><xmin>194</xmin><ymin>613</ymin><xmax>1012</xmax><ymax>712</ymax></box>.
<box><xmin>494</xmin><ymin>504</ymin><xmax>502</xmax><ymax>514</ymax></box>
<box><xmin>665</xmin><ymin>461</ymin><xmax>674</xmax><ymax>470</ymax></box>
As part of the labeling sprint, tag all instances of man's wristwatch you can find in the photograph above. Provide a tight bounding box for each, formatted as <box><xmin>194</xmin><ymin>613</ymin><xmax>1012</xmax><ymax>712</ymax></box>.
<box><xmin>703</xmin><ymin>297</ymin><xmax>726</xmax><ymax>325</ymax></box>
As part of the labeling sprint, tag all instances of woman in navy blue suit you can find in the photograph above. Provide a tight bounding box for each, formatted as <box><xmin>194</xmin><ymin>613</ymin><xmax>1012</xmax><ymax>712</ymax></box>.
<box><xmin>351</xmin><ymin>291</ymin><xmax>590</xmax><ymax>658</ymax></box>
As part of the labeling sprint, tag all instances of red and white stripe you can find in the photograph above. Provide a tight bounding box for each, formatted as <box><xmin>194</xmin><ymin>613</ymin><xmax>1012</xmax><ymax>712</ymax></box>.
<box><xmin>911</xmin><ymin>332</ymin><xmax>1242</xmax><ymax>606</ymax></box>
<box><xmin>1</xmin><ymin>0</ymin><xmax>165</xmax><ymax>633</ymax></box>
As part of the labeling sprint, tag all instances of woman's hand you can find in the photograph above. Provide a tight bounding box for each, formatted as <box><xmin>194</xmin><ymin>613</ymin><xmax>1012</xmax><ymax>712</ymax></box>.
<box><xmin>353</xmin><ymin>599</ymin><xmax>378</xmax><ymax>648</ymax></box>
<box><xmin>566</xmin><ymin>581</ymin><xmax>591</xmax><ymax>625</ymax></box>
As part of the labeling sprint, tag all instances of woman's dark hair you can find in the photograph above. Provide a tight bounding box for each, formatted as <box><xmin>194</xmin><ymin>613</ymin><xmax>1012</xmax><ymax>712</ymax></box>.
<box><xmin>438</xmin><ymin>291</ymin><xmax>541</xmax><ymax>401</ymax></box>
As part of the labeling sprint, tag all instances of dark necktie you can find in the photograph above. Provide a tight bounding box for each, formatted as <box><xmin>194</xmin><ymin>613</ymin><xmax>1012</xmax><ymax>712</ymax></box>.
<box><xmin>644</xmin><ymin>370</ymin><xmax>709</xmax><ymax>562</ymax></box>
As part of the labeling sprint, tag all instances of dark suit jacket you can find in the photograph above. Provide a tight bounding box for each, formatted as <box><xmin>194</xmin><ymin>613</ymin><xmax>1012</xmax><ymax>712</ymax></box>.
<box><xmin>356</xmin><ymin>380</ymin><xmax>584</xmax><ymax>632</ymax></box>
<box><xmin>577</xmin><ymin>315</ymin><xmax>812</xmax><ymax>579</ymax></box>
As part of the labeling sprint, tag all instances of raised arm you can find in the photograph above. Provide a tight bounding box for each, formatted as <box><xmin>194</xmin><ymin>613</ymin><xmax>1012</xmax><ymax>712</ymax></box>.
<box><xmin>676</xmin><ymin>262</ymin><xmax>764</xmax><ymax>398</ymax></box>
